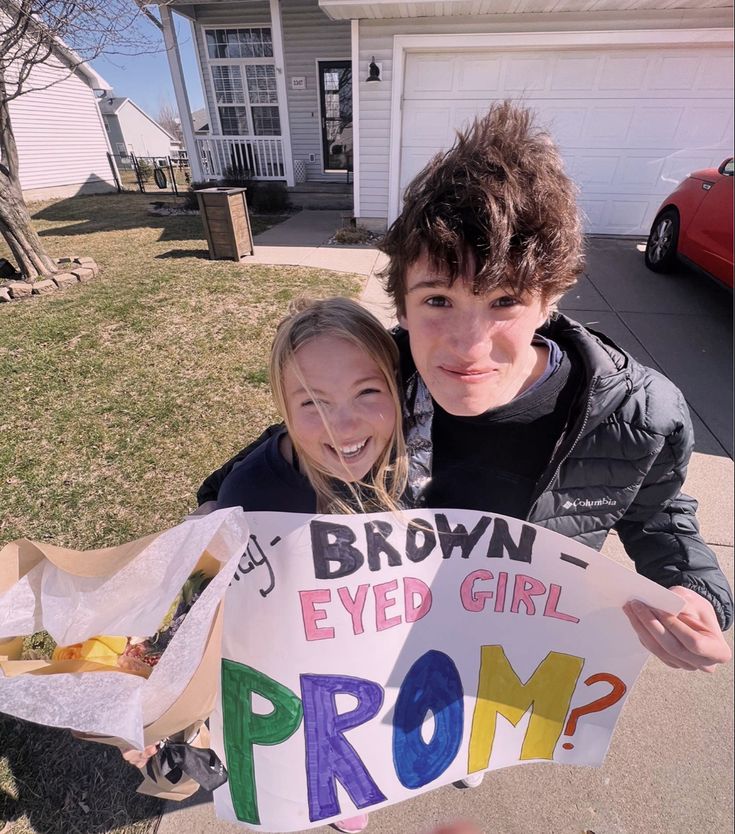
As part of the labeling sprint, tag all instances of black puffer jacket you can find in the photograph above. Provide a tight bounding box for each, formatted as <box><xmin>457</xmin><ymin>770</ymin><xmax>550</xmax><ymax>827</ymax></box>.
<box><xmin>198</xmin><ymin>314</ymin><xmax>733</xmax><ymax>630</ymax></box>
<box><xmin>528</xmin><ymin>315</ymin><xmax>732</xmax><ymax>630</ymax></box>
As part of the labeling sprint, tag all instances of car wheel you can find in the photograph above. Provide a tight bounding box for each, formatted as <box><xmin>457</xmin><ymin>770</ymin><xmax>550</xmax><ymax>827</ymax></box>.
<box><xmin>645</xmin><ymin>209</ymin><xmax>679</xmax><ymax>273</ymax></box>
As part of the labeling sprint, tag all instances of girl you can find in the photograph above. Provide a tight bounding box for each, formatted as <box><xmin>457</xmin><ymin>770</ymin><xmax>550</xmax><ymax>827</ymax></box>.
<box><xmin>216</xmin><ymin>296</ymin><xmax>409</xmax><ymax>833</ymax></box>
<box><xmin>125</xmin><ymin>299</ymin><xmax>407</xmax><ymax>831</ymax></box>
<box><xmin>216</xmin><ymin>296</ymin><xmax>408</xmax><ymax>519</ymax></box>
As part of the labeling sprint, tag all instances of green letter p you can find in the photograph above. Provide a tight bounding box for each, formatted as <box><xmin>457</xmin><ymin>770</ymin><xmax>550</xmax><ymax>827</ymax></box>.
<box><xmin>221</xmin><ymin>659</ymin><xmax>303</xmax><ymax>823</ymax></box>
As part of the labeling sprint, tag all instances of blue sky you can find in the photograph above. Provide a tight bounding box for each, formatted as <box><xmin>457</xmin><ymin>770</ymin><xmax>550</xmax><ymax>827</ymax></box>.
<box><xmin>90</xmin><ymin>13</ymin><xmax>204</xmax><ymax>121</ymax></box>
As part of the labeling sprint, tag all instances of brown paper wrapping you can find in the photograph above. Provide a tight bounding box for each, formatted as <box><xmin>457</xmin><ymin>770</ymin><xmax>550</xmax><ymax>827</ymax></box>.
<box><xmin>0</xmin><ymin>533</ymin><xmax>224</xmax><ymax>800</ymax></box>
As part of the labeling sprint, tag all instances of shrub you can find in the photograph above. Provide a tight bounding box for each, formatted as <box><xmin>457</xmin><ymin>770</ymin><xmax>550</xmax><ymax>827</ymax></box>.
<box><xmin>187</xmin><ymin>168</ymin><xmax>290</xmax><ymax>214</ymax></box>
<box><xmin>181</xmin><ymin>180</ymin><xmax>220</xmax><ymax>211</ymax></box>
<box><xmin>332</xmin><ymin>225</ymin><xmax>377</xmax><ymax>245</ymax></box>
<box><xmin>136</xmin><ymin>158</ymin><xmax>153</xmax><ymax>184</ymax></box>
<box><xmin>248</xmin><ymin>181</ymin><xmax>289</xmax><ymax>214</ymax></box>
<box><xmin>221</xmin><ymin>164</ymin><xmax>254</xmax><ymax>189</ymax></box>
<box><xmin>181</xmin><ymin>188</ymin><xmax>200</xmax><ymax>211</ymax></box>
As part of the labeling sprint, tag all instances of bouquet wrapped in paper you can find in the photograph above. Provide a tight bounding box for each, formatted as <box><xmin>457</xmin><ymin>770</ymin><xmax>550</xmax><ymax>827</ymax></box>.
<box><xmin>0</xmin><ymin>508</ymin><xmax>249</xmax><ymax>799</ymax></box>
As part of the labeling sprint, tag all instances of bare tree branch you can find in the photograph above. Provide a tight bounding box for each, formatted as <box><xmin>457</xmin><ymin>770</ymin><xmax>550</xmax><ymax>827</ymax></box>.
<box><xmin>0</xmin><ymin>0</ymin><xmax>169</xmax><ymax>280</ymax></box>
<box><xmin>131</xmin><ymin>0</ymin><xmax>163</xmax><ymax>32</ymax></box>
<box><xmin>157</xmin><ymin>99</ymin><xmax>183</xmax><ymax>142</ymax></box>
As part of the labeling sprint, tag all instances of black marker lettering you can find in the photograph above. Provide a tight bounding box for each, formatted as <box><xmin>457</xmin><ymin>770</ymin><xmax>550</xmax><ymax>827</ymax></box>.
<box><xmin>310</xmin><ymin>520</ymin><xmax>364</xmax><ymax>579</ymax></box>
<box><xmin>485</xmin><ymin>518</ymin><xmax>536</xmax><ymax>563</ymax></box>
<box><xmin>405</xmin><ymin>518</ymin><xmax>437</xmax><ymax>563</ymax></box>
<box><xmin>435</xmin><ymin>514</ymin><xmax>492</xmax><ymax>559</ymax></box>
<box><xmin>365</xmin><ymin>520</ymin><xmax>402</xmax><ymax>571</ymax></box>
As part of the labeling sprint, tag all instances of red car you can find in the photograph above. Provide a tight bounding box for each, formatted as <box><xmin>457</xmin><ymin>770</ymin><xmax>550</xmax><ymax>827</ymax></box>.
<box><xmin>645</xmin><ymin>157</ymin><xmax>734</xmax><ymax>289</ymax></box>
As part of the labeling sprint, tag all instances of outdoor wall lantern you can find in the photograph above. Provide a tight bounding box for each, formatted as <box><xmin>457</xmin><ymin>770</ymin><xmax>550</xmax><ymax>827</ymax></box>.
<box><xmin>366</xmin><ymin>56</ymin><xmax>381</xmax><ymax>83</ymax></box>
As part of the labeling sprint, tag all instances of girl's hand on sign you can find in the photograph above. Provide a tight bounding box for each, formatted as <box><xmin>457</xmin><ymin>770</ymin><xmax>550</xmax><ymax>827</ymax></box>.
<box><xmin>624</xmin><ymin>586</ymin><xmax>732</xmax><ymax>672</ymax></box>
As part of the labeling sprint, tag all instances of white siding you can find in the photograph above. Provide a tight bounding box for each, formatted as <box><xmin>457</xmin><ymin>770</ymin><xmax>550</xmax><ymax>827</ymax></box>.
<box><xmin>321</xmin><ymin>0</ymin><xmax>730</xmax><ymax>18</ymax></box>
<box><xmin>191</xmin><ymin>0</ymin><xmax>350</xmax><ymax>181</ymax></box>
<box><xmin>115</xmin><ymin>101</ymin><xmax>175</xmax><ymax>158</ymax></box>
<box><xmin>356</xmin><ymin>9</ymin><xmax>732</xmax><ymax>223</ymax></box>
<box><xmin>8</xmin><ymin>54</ymin><xmax>115</xmax><ymax>199</ymax></box>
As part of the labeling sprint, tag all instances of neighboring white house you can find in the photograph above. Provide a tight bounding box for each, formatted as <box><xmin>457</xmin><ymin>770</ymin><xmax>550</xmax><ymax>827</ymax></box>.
<box><xmin>156</xmin><ymin>0</ymin><xmax>733</xmax><ymax>235</ymax></box>
<box><xmin>99</xmin><ymin>96</ymin><xmax>179</xmax><ymax>162</ymax></box>
<box><xmin>5</xmin><ymin>37</ymin><xmax>117</xmax><ymax>200</ymax></box>
<box><xmin>192</xmin><ymin>107</ymin><xmax>210</xmax><ymax>134</ymax></box>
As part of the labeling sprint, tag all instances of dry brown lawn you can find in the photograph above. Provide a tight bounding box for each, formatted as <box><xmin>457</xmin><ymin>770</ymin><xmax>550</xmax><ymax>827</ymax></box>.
<box><xmin>0</xmin><ymin>192</ymin><xmax>361</xmax><ymax>834</ymax></box>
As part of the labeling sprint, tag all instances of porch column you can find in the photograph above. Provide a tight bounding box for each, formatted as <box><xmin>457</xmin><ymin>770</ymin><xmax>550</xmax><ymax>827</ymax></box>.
<box><xmin>269</xmin><ymin>0</ymin><xmax>295</xmax><ymax>187</ymax></box>
<box><xmin>160</xmin><ymin>4</ymin><xmax>204</xmax><ymax>183</ymax></box>
<box><xmin>350</xmin><ymin>19</ymin><xmax>360</xmax><ymax>218</ymax></box>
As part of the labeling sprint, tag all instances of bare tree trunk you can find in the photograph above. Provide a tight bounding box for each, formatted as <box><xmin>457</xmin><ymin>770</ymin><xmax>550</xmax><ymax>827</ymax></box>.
<box><xmin>0</xmin><ymin>70</ymin><xmax>57</xmax><ymax>281</ymax></box>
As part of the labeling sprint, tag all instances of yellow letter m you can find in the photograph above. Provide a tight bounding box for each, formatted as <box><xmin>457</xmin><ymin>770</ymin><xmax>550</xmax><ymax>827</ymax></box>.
<box><xmin>468</xmin><ymin>645</ymin><xmax>583</xmax><ymax>772</ymax></box>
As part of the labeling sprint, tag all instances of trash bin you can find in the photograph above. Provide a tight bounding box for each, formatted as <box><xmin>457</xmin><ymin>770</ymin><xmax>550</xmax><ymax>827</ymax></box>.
<box><xmin>196</xmin><ymin>187</ymin><xmax>254</xmax><ymax>261</ymax></box>
<box><xmin>293</xmin><ymin>159</ymin><xmax>307</xmax><ymax>184</ymax></box>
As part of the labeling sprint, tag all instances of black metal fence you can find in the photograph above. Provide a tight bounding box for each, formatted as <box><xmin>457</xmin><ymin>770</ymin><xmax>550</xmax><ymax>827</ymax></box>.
<box><xmin>107</xmin><ymin>152</ymin><xmax>191</xmax><ymax>195</ymax></box>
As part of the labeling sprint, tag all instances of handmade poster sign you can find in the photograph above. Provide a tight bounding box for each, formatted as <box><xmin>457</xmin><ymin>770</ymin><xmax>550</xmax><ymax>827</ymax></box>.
<box><xmin>210</xmin><ymin>508</ymin><xmax>683</xmax><ymax>832</ymax></box>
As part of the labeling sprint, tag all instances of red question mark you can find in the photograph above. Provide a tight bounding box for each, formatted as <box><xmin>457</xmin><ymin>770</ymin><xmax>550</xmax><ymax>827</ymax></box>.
<box><xmin>562</xmin><ymin>672</ymin><xmax>627</xmax><ymax>750</ymax></box>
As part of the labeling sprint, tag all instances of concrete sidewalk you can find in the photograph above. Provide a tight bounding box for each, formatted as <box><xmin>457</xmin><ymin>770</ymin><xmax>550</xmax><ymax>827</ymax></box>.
<box><xmin>244</xmin><ymin>210</ymin><xmax>396</xmax><ymax>327</ymax></box>
<box><xmin>156</xmin><ymin>223</ymin><xmax>733</xmax><ymax>834</ymax></box>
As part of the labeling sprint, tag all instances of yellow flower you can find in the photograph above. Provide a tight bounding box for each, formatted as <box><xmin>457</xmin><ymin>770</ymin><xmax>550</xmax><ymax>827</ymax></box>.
<box><xmin>52</xmin><ymin>643</ymin><xmax>83</xmax><ymax>662</ymax></box>
<box><xmin>79</xmin><ymin>635</ymin><xmax>128</xmax><ymax>666</ymax></box>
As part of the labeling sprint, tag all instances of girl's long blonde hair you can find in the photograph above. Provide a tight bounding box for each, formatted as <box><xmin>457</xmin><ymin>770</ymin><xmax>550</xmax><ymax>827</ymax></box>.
<box><xmin>269</xmin><ymin>297</ymin><xmax>408</xmax><ymax>514</ymax></box>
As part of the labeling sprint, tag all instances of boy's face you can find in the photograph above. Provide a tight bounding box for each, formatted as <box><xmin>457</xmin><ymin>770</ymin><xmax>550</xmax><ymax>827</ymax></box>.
<box><xmin>399</xmin><ymin>252</ymin><xmax>552</xmax><ymax>417</ymax></box>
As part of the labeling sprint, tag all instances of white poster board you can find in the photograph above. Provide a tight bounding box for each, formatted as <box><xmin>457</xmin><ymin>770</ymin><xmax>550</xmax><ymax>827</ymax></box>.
<box><xmin>211</xmin><ymin>509</ymin><xmax>682</xmax><ymax>832</ymax></box>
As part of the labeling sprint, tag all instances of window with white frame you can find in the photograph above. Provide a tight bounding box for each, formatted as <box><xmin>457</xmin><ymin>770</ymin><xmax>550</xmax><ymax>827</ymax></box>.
<box><xmin>206</xmin><ymin>27</ymin><xmax>273</xmax><ymax>59</ymax></box>
<box><xmin>206</xmin><ymin>26</ymin><xmax>281</xmax><ymax>137</ymax></box>
<box><xmin>211</xmin><ymin>65</ymin><xmax>249</xmax><ymax>136</ymax></box>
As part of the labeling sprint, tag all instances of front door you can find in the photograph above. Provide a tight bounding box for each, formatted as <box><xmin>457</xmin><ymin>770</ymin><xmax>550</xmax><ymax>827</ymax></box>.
<box><xmin>318</xmin><ymin>61</ymin><xmax>352</xmax><ymax>172</ymax></box>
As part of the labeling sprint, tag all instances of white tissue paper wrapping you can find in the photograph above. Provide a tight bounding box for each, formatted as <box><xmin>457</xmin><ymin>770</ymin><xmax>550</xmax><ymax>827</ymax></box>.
<box><xmin>0</xmin><ymin>507</ymin><xmax>250</xmax><ymax>749</ymax></box>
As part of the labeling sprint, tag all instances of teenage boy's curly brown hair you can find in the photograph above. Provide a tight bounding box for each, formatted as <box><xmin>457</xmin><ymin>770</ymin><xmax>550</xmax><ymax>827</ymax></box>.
<box><xmin>379</xmin><ymin>101</ymin><xmax>584</xmax><ymax>315</ymax></box>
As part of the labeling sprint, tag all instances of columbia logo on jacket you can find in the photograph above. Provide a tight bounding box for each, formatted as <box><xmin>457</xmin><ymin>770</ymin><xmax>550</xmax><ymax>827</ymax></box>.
<box><xmin>562</xmin><ymin>497</ymin><xmax>618</xmax><ymax>511</ymax></box>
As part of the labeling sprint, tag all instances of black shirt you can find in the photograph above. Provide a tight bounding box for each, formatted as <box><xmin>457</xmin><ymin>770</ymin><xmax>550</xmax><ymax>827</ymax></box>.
<box><xmin>216</xmin><ymin>429</ymin><xmax>387</xmax><ymax>513</ymax></box>
<box><xmin>217</xmin><ymin>428</ymin><xmax>317</xmax><ymax>513</ymax></box>
<box><xmin>396</xmin><ymin>329</ymin><xmax>582</xmax><ymax>518</ymax></box>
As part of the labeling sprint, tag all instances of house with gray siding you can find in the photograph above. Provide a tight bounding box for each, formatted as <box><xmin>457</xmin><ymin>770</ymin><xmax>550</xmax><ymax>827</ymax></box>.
<box><xmin>157</xmin><ymin>0</ymin><xmax>733</xmax><ymax>235</ymax></box>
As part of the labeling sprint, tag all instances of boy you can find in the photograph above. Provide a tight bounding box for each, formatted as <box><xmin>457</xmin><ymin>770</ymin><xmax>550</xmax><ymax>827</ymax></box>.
<box><xmin>199</xmin><ymin>102</ymin><xmax>732</xmax><ymax>673</ymax></box>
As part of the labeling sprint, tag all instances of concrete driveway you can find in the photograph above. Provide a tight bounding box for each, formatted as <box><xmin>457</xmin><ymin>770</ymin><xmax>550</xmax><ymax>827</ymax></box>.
<box><xmin>566</xmin><ymin>237</ymin><xmax>733</xmax><ymax>458</ymax></box>
<box><xmin>157</xmin><ymin>235</ymin><xmax>733</xmax><ymax>834</ymax></box>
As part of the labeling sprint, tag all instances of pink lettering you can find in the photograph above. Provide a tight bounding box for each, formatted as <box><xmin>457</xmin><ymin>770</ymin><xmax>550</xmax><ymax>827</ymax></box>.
<box><xmin>299</xmin><ymin>589</ymin><xmax>335</xmax><ymax>641</ymax></box>
<box><xmin>337</xmin><ymin>584</ymin><xmax>370</xmax><ymax>635</ymax></box>
<box><xmin>494</xmin><ymin>571</ymin><xmax>508</xmax><ymax>612</ymax></box>
<box><xmin>403</xmin><ymin>577</ymin><xmax>432</xmax><ymax>623</ymax></box>
<box><xmin>374</xmin><ymin>580</ymin><xmax>402</xmax><ymax>631</ymax></box>
<box><xmin>510</xmin><ymin>574</ymin><xmax>546</xmax><ymax>615</ymax></box>
<box><xmin>460</xmin><ymin>570</ymin><xmax>494</xmax><ymax>612</ymax></box>
<box><xmin>543</xmin><ymin>583</ymin><xmax>580</xmax><ymax>623</ymax></box>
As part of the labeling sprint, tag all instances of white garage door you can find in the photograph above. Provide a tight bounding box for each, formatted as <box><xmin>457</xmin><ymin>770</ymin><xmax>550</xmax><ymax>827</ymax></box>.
<box><xmin>400</xmin><ymin>47</ymin><xmax>733</xmax><ymax>235</ymax></box>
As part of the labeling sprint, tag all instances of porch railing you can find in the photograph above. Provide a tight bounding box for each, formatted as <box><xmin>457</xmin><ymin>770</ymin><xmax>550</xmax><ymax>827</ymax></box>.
<box><xmin>196</xmin><ymin>135</ymin><xmax>285</xmax><ymax>181</ymax></box>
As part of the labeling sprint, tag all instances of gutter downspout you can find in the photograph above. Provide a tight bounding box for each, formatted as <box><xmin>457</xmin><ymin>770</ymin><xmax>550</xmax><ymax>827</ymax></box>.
<box><xmin>93</xmin><ymin>90</ymin><xmax>121</xmax><ymax>191</ymax></box>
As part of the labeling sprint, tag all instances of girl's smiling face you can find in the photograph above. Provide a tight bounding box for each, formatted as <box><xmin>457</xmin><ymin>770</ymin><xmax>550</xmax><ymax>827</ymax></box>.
<box><xmin>282</xmin><ymin>335</ymin><xmax>397</xmax><ymax>481</ymax></box>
